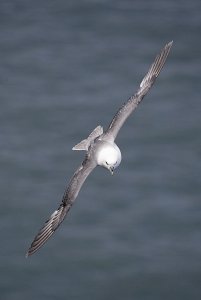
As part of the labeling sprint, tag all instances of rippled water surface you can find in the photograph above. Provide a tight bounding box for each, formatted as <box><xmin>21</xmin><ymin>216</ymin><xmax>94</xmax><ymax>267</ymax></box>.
<box><xmin>0</xmin><ymin>0</ymin><xmax>201</xmax><ymax>299</ymax></box>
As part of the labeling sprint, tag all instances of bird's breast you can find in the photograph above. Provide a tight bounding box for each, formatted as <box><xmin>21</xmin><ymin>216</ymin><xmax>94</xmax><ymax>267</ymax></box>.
<box><xmin>95</xmin><ymin>141</ymin><xmax>121</xmax><ymax>166</ymax></box>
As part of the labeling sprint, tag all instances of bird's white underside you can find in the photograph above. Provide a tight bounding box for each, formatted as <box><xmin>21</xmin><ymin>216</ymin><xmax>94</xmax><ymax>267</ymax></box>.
<box><xmin>96</xmin><ymin>142</ymin><xmax>121</xmax><ymax>168</ymax></box>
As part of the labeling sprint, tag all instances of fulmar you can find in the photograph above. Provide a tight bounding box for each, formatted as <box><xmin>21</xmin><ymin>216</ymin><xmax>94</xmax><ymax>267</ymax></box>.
<box><xmin>26</xmin><ymin>41</ymin><xmax>173</xmax><ymax>257</ymax></box>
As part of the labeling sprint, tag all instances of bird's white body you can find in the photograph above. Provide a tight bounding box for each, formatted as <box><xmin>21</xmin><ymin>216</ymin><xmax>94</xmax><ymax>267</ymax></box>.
<box><xmin>95</xmin><ymin>140</ymin><xmax>121</xmax><ymax>172</ymax></box>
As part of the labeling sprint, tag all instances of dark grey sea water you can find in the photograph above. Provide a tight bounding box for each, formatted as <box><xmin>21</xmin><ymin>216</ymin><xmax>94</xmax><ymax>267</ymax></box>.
<box><xmin>0</xmin><ymin>0</ymin><xmax>201</xmax><ymax>299</ymax></box>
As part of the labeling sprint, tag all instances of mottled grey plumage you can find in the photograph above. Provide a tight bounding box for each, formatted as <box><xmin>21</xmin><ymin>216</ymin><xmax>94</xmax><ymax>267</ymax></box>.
<box><xmin>26</xmin><ymin>41</ymin><xmax>173</xmax><ymax>257</ymax></box>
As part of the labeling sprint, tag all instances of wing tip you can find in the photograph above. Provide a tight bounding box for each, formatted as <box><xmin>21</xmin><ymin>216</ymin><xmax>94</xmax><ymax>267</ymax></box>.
<box><xmin>164</xmin><ymin>40</ymin><xmax>173</xmax><ymax>56</ymax></box>
<box><xmin>167</xmin><ymin>40</ymin><xmax>173</xmax><ymax>47</ymax></box>
<box><xmin>25</xmin><ymin>251</ymin><xmax>30</xmax><ymax>258</ymax></box>
<box><xmin>25</xmin><ymin>206</ymin><xmax>68</xmax><ymax>257</ymax></box>
<box><xmin>25</xmin><ymin>230</ymin><xmax>54</xmax><ymax>258</ymax></box>
<box><xmin>140</xmin><ymin>40</ymin><xmax>173</xmax><ymax>89</ymax></box>
<box><xmin>25</xmin><ymin>244</ymin><xmax>37</xmax><ymax>258</ymax></box>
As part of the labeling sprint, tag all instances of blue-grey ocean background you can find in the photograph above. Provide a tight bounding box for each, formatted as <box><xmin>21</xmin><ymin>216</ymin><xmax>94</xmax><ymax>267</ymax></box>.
<box><xmin>0</xmin><ymin>0</ymin><xmax>201</xmax><ymax>299</ymax></box>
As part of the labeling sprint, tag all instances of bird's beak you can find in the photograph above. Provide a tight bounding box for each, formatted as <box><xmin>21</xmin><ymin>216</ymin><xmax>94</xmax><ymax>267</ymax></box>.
<box><xmin>109</xmin><ymin>166</ymin><xmax>114</xmax><ymax>175</ymax></box>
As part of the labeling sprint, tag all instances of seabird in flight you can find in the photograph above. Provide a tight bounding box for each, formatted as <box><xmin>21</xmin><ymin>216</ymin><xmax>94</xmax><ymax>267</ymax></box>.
<box><xmin>26</xmin><ymin>41</ymin><xmax>173</xmax><ymax>257</ymax></box>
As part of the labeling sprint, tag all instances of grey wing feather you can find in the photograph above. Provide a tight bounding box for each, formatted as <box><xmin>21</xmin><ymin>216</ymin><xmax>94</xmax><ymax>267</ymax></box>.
<box><xmin>26</xmin><ymin>155</ymin><xmax>97</xmax><ymax>257</ymax></box>
<box><xmin>105</xmin><ymin>41</ymin><xmax>173</xmax><ymax>141</ymax></box>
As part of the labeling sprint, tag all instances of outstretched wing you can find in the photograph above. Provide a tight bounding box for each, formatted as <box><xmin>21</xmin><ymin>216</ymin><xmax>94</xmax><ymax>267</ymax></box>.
<box><xmin>26</xmin><ymin>155</ymin><xmax>97</xmax><ymax>257</ymax></box>
<box><xmin>105</xmin><ymin>41</ymin><xmax>173</xmax><ymax>141</ymax></box>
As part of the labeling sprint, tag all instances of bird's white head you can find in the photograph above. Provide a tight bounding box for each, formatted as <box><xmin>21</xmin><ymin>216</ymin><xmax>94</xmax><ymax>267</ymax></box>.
<box><xmin>96</xmin><ymin>141</ymin><xmax>121</xmax><ymax>175</ymax></box>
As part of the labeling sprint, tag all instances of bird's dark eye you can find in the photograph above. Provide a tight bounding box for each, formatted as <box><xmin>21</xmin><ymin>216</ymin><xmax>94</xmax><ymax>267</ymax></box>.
<box><xmin>106</xmin><ymin>161</ymin><xmax>109</xmax><ymax>165</ymax></box>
